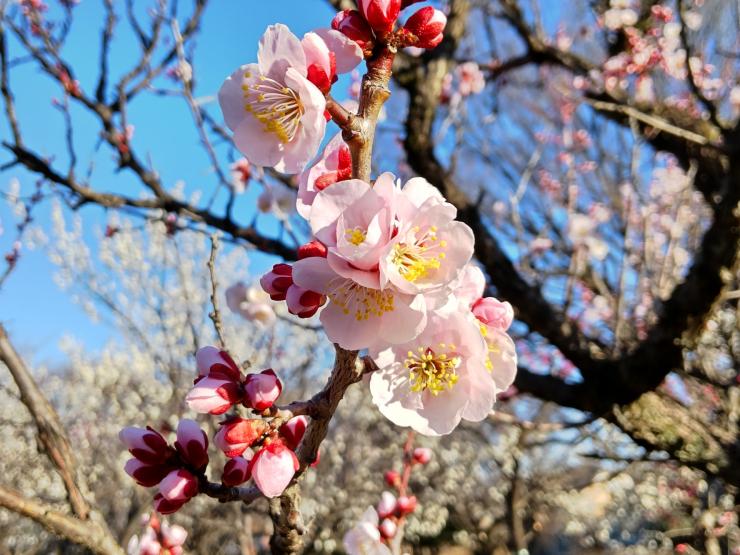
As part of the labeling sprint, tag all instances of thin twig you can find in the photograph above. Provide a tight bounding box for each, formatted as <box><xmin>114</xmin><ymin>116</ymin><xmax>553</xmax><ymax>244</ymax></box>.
<box><xmin>207</xmin><ymin>233</ymin><xmax>226</xmax><ymax>349</ymax></box>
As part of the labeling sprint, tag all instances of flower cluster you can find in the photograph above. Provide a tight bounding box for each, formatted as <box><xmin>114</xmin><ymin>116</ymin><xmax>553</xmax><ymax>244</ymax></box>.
<box><xmin>120</xmin><ymin>419</ymin><xmax>208</xmax><ymax>514</ymax></box>
<box><xmin>263</xmin><ymin>168</ymin><xmax>518</xmax><ymax>434</ymax></box>
<box><xmin>218</xmin><ymin>2</ymin><xmax>447</xmax><ymax>177</ymax></box>
<box><xmin>344</xmin><ymin>439</ymin><xmax>431</xmax><ymax>554</ymax></box>
<box><xmin>185</xmin><ymin>346</ymin><xmax>282</xmax><ymax>414</ymax></box>
<box><xmin>122</xmin><ymin>346</ymin><xmax>313</xmax><ymax>513</ymax></box>
<box><xmin>127</xmin><ymin>514</ymin><xmax>187</xmax><ymax>555</ymax></box>
<box><xmin>223</xmin><ymin>8</ymin><xmax>514</xmax><ymax>438</ymax></box>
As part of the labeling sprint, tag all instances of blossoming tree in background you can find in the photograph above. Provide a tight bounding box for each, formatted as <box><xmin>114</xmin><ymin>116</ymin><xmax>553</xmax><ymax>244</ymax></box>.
<box><xmin>0</xmin><ymin>0</ymin><xmax>739</xmax><ymax>554</ymax></box>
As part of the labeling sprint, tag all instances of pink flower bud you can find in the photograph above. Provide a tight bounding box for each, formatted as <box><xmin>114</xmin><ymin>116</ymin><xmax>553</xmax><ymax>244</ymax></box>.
<box><xmin>250</xmin><ymin>440</ymin><xmax>300</xmax><ymax>498</ymax></box>
<box><xmin>297</xmin><ymin>240</ymin><xmax>328</xmax><ymax>259</ymax></box>
<box><xmin>384</xmin><ymin>470</ymin><xmax>400</xmax><ymax>487</ymax></box>
<box><xmin>358</xmin><ymin>0</ymin><xmax>401</xmax><ymax>36</ymax></box>
<box><xmin>279</xmin><ymin>415</ymin><xmax>308</xmax><ymax>451</ymax></box>
<box><xmin>332</xmin><ymin>9</ymin><xmax>374</xmax><ymax>50</ymax></box>
<box><xmin>472</xmin><ymin>297</ymin><xmax>514</xmax><ymax>331</ymax></box>
<box><xmin>214</xmin><ymin>417</ymin><xmax>268</xmax><ymax>457</ymax></box>
<box><xmin>153</xmin><ymin>493</ymin><xmax>185</xmax><ymax>515</ymax></box>
<box><xmin>119</xmin><ymin>426</ymin><xmax>171</xmax><ymax>465</ymax></box>
<box><xmin>195</xmin><ymin>346</ymin><xmax>241</xmax><ymax>381</ymax></box>
<box><xmin>396</xmin><ymin>495</ymin><xmax>417</xmax><ymax>515</ymax></box>
<box><xmin>158</xmin><ymin>469</ymin><xmax>198</xmax><ymax>502</ymax></box>
<box><xmin>403</xmin><ymin>6</ymin><xmax>446</xmax><ymax>48</ymax></box>
<box><xmin>379</xmin><ymin>518</ymin><xmax>397</xmax><ymax>539</ymax></box>
<box><xmin>124</xmin><ymin>458</ymin><xmax>172</xmax><ymax>487</ymax></box>
<box><xmin>174</xmin><ymin>419</ymin><xmax>209</xmax><ymax>469</ymax></box>
<box><xmin>412</xmin><ymin>447</ymin><xmax>432</xmax><ymax>464</ymax></box>
<box><xmin>185</xmin><ymin>377</ymin><xmax>242</xmax><ymax>415</ymax></box>
<box><xmin>286</xmin><ymin>285</ymin><xmax>326</xmax><ymax>318</ymax></box>
<box><xmin>377</xmin><ymin>491</ymin><xmax>397</xmax><ymax>519</ymax></box>
<box><xmin>222</xmin><ymin>456</ymin><xmax>252</xmax><ymax>486</ymax></box>
<box><xmin>244</xmin><ymin>369</ymin><xmax>282</xmax><ymax>411</ymax></box>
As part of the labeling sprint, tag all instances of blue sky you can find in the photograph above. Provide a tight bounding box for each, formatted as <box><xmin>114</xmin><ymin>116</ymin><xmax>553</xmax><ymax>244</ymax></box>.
<box><xmin>0</xmin><ymin>1</ymin><xmax>341</xmax><ymax>366</ymax></box>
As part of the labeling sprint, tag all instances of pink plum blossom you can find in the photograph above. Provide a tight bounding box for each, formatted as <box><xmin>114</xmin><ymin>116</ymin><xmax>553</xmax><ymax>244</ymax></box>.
<box><xmin>225</xmin><ymin>282</ymin><xmax>277</xmax><ymax>326</ymax></box>
<box><xmin>369</xmin><ymin>308</ymin><xmax>494</xmax><ymax>435</ymax></box>
<box><xmin>456</xmin><ymin>61</ymin><xmax>486</xmax><ymax>97</ymax></box>
<box><xmin>230</xmin><ymin>158</ymin><xmax>251</xmax><ymax>193</ymax></box>
<box><xmin>379</xmin><ymin>178</ymin><xmax>474</xmax><ymax>296</ymax></box>
<box><xmin>343</xmin><ymin>507</ymin><xmax>392</xmax><ymax>555</ymax></box>
<box><xmin>218</xmin><ymin>25</ymin><xmax>327</xmax><ymax>174</ymax></box>
<box><xmin>244</xmin><ymin>369</ymin><xmax>282</xmax><ymax>410</ymax></box>
<box><xmin>472</xmin><ymin>297</ymin><xmax>514</xmax><ymax>331</ymax></box>
<box><xmin>297</xmin><ymin>132</ymin><xmax>352</xmax><ymax>218</ymax></box>
<box><xmin>292</xmin><ymin>173</ymin><xmax>473</xmax><ymax>350</ymax></box>
<box><xmin>250</xmin><ymin>440</ymin><xmax>300</xmax><ymax>498</ymax></box>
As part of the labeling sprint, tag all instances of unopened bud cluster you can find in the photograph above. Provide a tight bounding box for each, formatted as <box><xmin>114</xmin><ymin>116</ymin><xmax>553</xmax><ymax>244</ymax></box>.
<box><xmin>121</xmin><ymin>346</ymin><xmax>315</xmax><ymax>514</ymax></box>
<box><xmin>332</xmin><ymin>0</ymin><xmax>447</xmax><ymax>55</ymax></box>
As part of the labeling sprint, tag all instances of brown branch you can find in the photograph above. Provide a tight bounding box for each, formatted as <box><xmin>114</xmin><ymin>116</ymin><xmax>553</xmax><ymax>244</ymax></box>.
<box><xmin>0</xmin><ymin>324</ymin><xmax>90</xmax><ymax>519</ymax></box>
<box><xmin>0</xmin><ymin>485</ymin><xmax>124</xmax><ymax>555</ymax></box>
<box><xmin>2</xmin><ymin>142</ymin><xmax>298</xmax><ymax>260</ymax></box>
<box><xmin>396</xmin><ymin>0</ymin><xmax>740</xmax><ymax>486</ymax></box>
<box><xmin>0</xmin><ymin>325</ymin><xmax>123</xmax><ymax>549</ymax></box>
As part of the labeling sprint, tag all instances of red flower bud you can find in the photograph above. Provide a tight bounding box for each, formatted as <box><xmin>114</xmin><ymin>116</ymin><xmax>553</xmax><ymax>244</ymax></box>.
<box><xmin>297</xmin><ymin>240</ymin><xmax>328</xmax><ymax>259</ymax></box>
<box><xmin>357</xmin><ymin>0</ymin><xmax>401</xmax><ymax>36</ymax></box>
<box><xmin>384</xmin><ymin>470</ymin><xmax>400</xmax><ymax>487</ymax></box>
<box><xmin>215</xmin><ymin>417</ymin><xmax>268</xmax><ymax>457</ymax></box>
<box><xmin>412</xmin><ymin>447</ymin><xmax>432</xmax><ymax>464</ymax></box>
<box><xmin>286</xmin><ymin>285</ymin><xmax>326</xmax><ymax>318</ymax></box>
<box><xmin>119</xmin><ymin>426</ymin><xmax>171</xmax><ymax>465</ymax></box>
<box><xmin>174</xmin><ymin>419</ymin><xmax>209</xmax><ymax>470</ymax></box>
<box><xmin>279</xmin><ymin>415</ymin><xmax>308</xmax><ymax>451</ymax></box>
<box><xmin>124</xmin><ymin>458</ymin><xmax>173</xmax><ymax>487</ymax></box>
<box><xmin>332</xmin><ymin>9</ymin><xmax>374</xmax><ymax>50</ymax></box>
<box><xmin>396</xmin><ymin>495</ymin><xmax>417</xmax><ymax>515</ymax></box>
<box><xmin>158</xmin><ymin>469</ymin><xmax>198</xmax><ymax>503</ymax></box>
<box><xmin>379</xmin><ymin>518</ymin><xmax>397</xmax><ymax>539</ymax></box>
<box><xmin>260</xmin><ymin>263</ymin><xmax>293</xmax><ymax>301</ymax></box>
<box><xmin>153</xmin><ymin>493</ymin><xmax>186</xmax><ymax>515</ymax></box>
<box><xmin>403</xmin><ymin>6</ymin><xmax>447</xmax><ymax>49</ymax></box>
<box><xmin>244</xmin><ymin>369</ymin><xmax>282</xmax><ymax>411</ymax></box>
<box><xmin>222</xmin><ymin>456</ymin><xmax>252</xmax><ymax>486</ymax></box>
